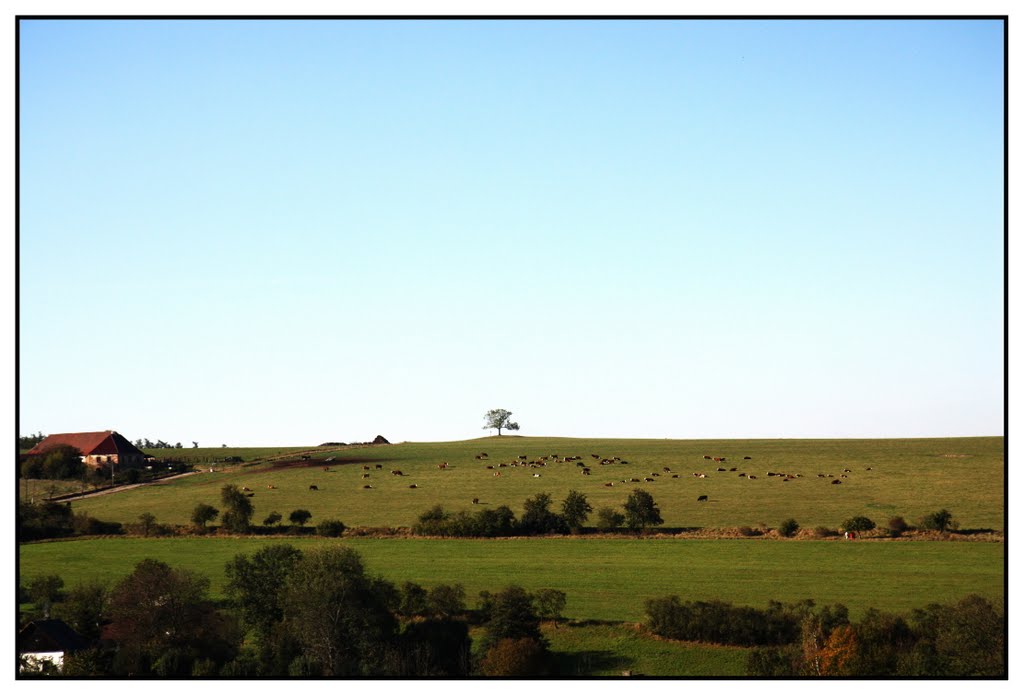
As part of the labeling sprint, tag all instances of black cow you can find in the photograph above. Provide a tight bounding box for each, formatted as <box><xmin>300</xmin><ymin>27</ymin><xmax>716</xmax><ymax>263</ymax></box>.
<box><xmin>309</xmin><ymin>485</ymin><xmax>318</xmax><ymax>491</ymax></box>
<box><xmin>697</xmin><ymin>495</ymin><xmax>708</xmax><ymax>502</ymax></box>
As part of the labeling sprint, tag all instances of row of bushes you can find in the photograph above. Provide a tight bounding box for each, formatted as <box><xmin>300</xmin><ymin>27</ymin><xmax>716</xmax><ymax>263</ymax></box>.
<box><xmin>644</xmin><ymin>596</ymin><xmax>834</xmax><ymax>646</ymax></box>
<box><xmin>746</xmin><ymin>510</ymin><xmax>958</xmax><ymax>538</ymax></box>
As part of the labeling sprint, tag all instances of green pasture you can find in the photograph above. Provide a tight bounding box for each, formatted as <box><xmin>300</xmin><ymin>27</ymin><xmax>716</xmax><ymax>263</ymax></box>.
<box><xmin>18</xmin><ymin>536</ymin><xmax>1003</xmax><ymax>623</ymax></box>
<box><xmin>70</xmin><ymin>436</ymin><xmax>1005</xmax><ymax>530</ymax></box>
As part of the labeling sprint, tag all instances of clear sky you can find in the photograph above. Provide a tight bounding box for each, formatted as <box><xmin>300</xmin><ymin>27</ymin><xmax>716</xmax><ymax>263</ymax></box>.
<box><xmin>17</xmin><ymin>18</ymin><xmax>1004</xmax><ymax>446</ymax></box>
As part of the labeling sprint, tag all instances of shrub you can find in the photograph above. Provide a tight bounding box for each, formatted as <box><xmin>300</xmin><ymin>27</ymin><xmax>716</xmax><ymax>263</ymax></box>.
<box><xmin>316</xmin><ymin>519</ymin><xmax>346</xmax><ymax>537</ymax></box>
<box><xmin>533</xmin><ymin>589</ymin><xmax>567</xmax><ymax>621</ymax></box>
<box><xmin>263</xmin><ymin>511</ymin><xmax>282</xmax><ymax>527</ymax></box>
<box><xmin>191</xmin><ymin>504</ymin><xmax>219</xmax><ymax>530</ymax></box>
<box><xmin>920</xmin><ymin>509</ymin><xmax>955</xmax><ymax>533</ymax></box>
<box><xmin>843</xmin><ymin>516</ymin><xmax>876</xmax><ymax>533</ymax></box>
<box><xmin>479</xmin><ymin>637</ymin><xmax>549</xmax><ymax>677</ymax></box>
<box><xmin>426</xmin><ymin>584</ymin><xmax>466</xmax><ymax>618</ymax></box>
<box><xmin>399</xmin><ymin>581</ymin><xmax>429</xmax><ymax>617</ymax></box>
<box><xmin>288</xmin><ymin>509</ymin><xmax>313</xmax><ymax>528</ymax></box>
<box><xmin>624</xmin><ymin>489</ymin><xmax>663</xmax><ymax>531</ymax></box>
<box><xmin>888</xmin><ymin>516</ymin><xmax>909</xmax><ymax>537</ymax></box>
<box><xmin>595</xmin><ymin>507</ymin><xmax>625</xmax><ymax>531</ymax></box>
<box><xmin>644</xmin><ymin>596</ymin><xmax>805</xmax><ymax>647</ymax></box>
<box><xmin>778</xmin><ymin>519</ymin><xmax>799</xmax><ymax>538</ymax></box>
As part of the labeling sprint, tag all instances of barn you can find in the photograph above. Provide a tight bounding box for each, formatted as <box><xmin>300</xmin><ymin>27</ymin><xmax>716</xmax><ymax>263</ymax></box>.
<box><xmin>27</xmin><ymin>431</ymin><xmax>148</xmax><ymax>469</ymax></box>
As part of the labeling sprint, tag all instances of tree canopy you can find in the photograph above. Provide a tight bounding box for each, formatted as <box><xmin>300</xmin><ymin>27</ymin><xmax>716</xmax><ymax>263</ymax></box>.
<box><xmin>483</xmin><ymin>409</ymin><xmax>520</xmax><ymax>436</ymax></box>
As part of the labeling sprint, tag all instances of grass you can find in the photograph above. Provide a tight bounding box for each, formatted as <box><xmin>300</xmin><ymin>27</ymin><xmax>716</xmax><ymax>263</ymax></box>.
<box><xmin>18</xmin><ymin>536</ymin><xmax>1003</xmax><ymax>623</ymax></box>
<box><xmin>68</xmin><ymin>436</ymin><xmax>1005</xmax><ymax>531</ymax></box>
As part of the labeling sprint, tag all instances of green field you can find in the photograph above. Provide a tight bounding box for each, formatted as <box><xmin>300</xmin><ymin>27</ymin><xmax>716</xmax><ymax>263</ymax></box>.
<box><xmin>18</xmin><ymin>536</ymin><xmax>1003</xmax><ymax>623</ymax></box>
<box><xmin>69</xmin><ymin>436</ymin><xmax>1005</xmax><ymax>530</ymax></box>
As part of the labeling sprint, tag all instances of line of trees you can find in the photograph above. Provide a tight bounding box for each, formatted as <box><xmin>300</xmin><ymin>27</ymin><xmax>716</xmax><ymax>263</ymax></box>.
<box><xmin>642</xmin><ymin>593</ymin><xmax>1004</xmax><ymax>676</ymax></box>
<box><xmin>412</xmin><ymin>489</ymin><xmax>663</xmax><ymax>537</ymax></box>
<box><xmin>21</xmin><ymin>547</ymin><xmax>569</xmax><ymax>677</ymax></box>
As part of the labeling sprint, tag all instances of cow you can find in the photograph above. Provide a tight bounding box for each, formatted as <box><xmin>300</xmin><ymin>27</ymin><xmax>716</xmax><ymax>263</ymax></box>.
<box><xmin>630</xmin><ymin>478</ymin><xmax>640</xmax><ymax>483</ymax></box>
<box><xmin>866</xmin><ymin>467</ymin><xmax>873</xmax><ymax>471</ymax></box>
<box><xmin>841</xmin><ymin>474</ymin><xmax>848</xmax><ymax>479</ymax></box>
<box><xmin>486</xmin><ymin>465</ymin><xmax>494</xmax><ymax>470</ymax></box>
<box><xmin>697</xmin><ymin>495</ymin><xmax>708</xmax><ymax>502</ymax></box>
<box><xmin>671</xmin><ymin>474</ymin><xmax>679</xmax><ymax>478</ymax></box>
<box><xmin>697</xmin><ymin>473</ymin><xmax>706</xmax><ymax>479</ymax></box>
<box><xmin>604</xmin><ymin>482</ymin><xmax>613</xmax><ymax>487</ymax></box>
<box><xmin>533</xmin><ymin>473</ymin><xmax>541</xmax><ymax>478</ymax></box>
<box><xmin>743</xmin><ymin>456</ymin><xmax>752</xmax><ymax>460</ymax></box>
<box><xmin>767</xmin><ymin>472</ymin><xmax>776</xmax><ymax>477</ymax></box>
<box><xmin>519</xmin><ymin>455</ymin><xmax>528</xmax><ymax>460</ymax></box>
<box><xmin>323</xmin><ymin>467</ymin><xmax>330</xmax><ymax>472</ymax></box>
<box><xmin>245</xmin><ymin>493</ymin><xmax>255</xmax><ymax>497</ymax></box>
<box><xmin>832</xmin><ymin>479</ymin><xmax>842</xmax><ymax>485</ymax></box>
<box><xmin>843</xmin><ymin>469</ymin><xmax>852</xmax><ymax>473</ymax></box>
<box><xmin>493</xmin><ymin>471</ymin><xmax>502</xmax><ymax>477</ymax></box>
<box><xmin>242</xmin><ymin>487</ymin><xmax>251</xmax><ymax>492</ymax></box>
<box><xmin>620</xmin><ymin>460</ymin><xmax>629</xmax><ymax>464</ymax></box>
<box><xmin>738</xmin><ymin>473</ymin><xmax>746</xmax><ymax>478</ymax></box>
<box><xmin>438</xmin><ymin>462</ymin><xmax>449</xmax><ymax>469</ymax></box>
<box><xmin>591</xmin><ymin>454</ymin><xmax>599</xmax><ymax>459</ymax></box>
<box><xmin>361</xmin><ymin>473</ymin><xmax>369</xmax><ymax>479</ymax></box>
<box><xmin>717</xmin><ymin>467</ymin><xmax>726</xmax><ymax>472</ymax></box>
<box><xmin>267</xmin><ymin>485</ymin><xmax>276</xmax><ymax>489</ymax></box>
<box><xmin>472</xmin><ymin>497</ymin><xmax>479</xmax><ymax>504</ymax></box>
<box><xmin>703</xmin><ymin>455</ymin><xmax>712</xmax><ymax>460</ymax></box>
<box><xmin>480</xmin><ymin>453</ymin><xmax>488</xmax><ymax>457</ymax></box>
<box><xmin>301</xmin><ymin>455</ymin><xmax>311</xmax><ymax>461</ymax></box>
<box><xmin>362</xmin><ymin>466</ymin><xmax>370</xmax><ymax>471</ymax></box>
<box><xmin>363</xmin><ymin>484</ymin><xmax>372</xmax><ymax>489</ymax></box>
<box><xmin>582</xmin><ymin>470</ymin><xmax>592</xmax><ymax>476</ymax></box>
<box><xmin>663</xmin><ymin>467</ymin><xmax>671</xmax><ymax>472</ymax></box>
<box><xmin>748</xmin><ymin>475</ymin><xmax>757</xmax><ymax>479</ymax></box>
<box><xmin>644</xmin><ymin>477</ymin><xmax>655</xmax><ymax>482</ymax></box>
<box><xmin>409</xmin><ymin>484</ymin><xmax>418</xmax><ymax>489</ymax></box>
<box><xmin>375</xmin><ymin>464</ymin><xmax>383</xmax><ymax>470</ymax></box>
<box><xmin>391</xmin><ymin>470</ymin><xmax>403</xmax><ymax>476</ymax></box>
<box><xmin>309</xmin><ymin>485</ymin><xmax>319</xmax><ymax>491</ymax></box>
<box><xmin>729</xmin><ymin>467</ymin><xmax>737</xmax><ymax>472</ymax></box>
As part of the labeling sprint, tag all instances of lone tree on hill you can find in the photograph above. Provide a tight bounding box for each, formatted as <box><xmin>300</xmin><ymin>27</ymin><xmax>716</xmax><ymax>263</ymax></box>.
<box><xmin>484</xmin><ymin>409</ymin><xmax>520</xmax><ymax>436</ymax></box>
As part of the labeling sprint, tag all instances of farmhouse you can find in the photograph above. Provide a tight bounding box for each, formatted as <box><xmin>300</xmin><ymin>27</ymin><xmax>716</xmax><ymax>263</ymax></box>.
<box><xmin>27</xmin><ymin>430</ymin><xmax>147</xmax><ymax>469</ymax></box>
<box><xmin>18</xmin><ymin>619</ymin><xmax>89</xmax><ymax>672</ymax></box>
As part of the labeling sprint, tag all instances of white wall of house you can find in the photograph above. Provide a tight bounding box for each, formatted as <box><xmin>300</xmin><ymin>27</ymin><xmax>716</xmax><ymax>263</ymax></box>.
<box><xmin>19</xmin><ymin>651</ymin><xmax>64</xmax><ymax>672</ymax></box>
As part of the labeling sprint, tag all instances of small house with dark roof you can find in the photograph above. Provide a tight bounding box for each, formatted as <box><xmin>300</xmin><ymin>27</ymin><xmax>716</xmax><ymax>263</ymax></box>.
<box><xmin>27</xmin><ymin>431</ymin><xmax>147</xmax><ymax>469</ymax></box>
<box><xmin>18</xmin><ymin>619</ymin><xmax>90</xmax><ymax>672</ymax></box>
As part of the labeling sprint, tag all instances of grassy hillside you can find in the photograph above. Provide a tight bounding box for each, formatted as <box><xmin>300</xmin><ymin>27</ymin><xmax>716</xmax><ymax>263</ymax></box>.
<box><xmin>18</xmin><ymin>536</ymin><xmax>1003</xmax><ymax>623</ymax></box>
<box><xmin>69</xmin><ymin>436</ymin><xmax>1005</xmax><ymax>530</ymax></box>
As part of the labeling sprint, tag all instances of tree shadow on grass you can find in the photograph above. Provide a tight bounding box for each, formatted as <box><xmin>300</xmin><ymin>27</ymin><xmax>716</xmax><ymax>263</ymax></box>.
<box><xmin>552</xmin><ymin>649</ymin><xmax>632</xmax><ymax>677</ymax></box>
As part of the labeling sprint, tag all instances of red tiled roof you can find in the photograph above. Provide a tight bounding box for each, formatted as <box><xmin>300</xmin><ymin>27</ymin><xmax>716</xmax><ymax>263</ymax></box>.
<box><xmin>27</xmin><ymin>431</ymin><xmax>145</xmax><ymax>458</ymax></box>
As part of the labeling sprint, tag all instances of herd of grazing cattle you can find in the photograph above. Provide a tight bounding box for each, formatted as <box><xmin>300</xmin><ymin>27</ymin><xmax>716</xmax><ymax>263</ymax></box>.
<box><xmin>224</xmin><ymin>451</ymin><xmax>873</xmax><ymax>505</ymax></box>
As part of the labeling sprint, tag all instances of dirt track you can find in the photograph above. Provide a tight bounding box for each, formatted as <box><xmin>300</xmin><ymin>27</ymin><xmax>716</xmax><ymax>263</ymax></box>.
<box><xmin>53</xmin><ymin>471</ymin><xmax>201</xmax><ymax>502</ymax></box>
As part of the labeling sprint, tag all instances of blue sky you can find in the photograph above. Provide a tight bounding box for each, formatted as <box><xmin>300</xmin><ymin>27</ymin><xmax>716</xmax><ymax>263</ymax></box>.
<box><xmin>18</xmin><ymin>19</ymin><xmax>1004</xmax><ymax>445</ymax></box>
